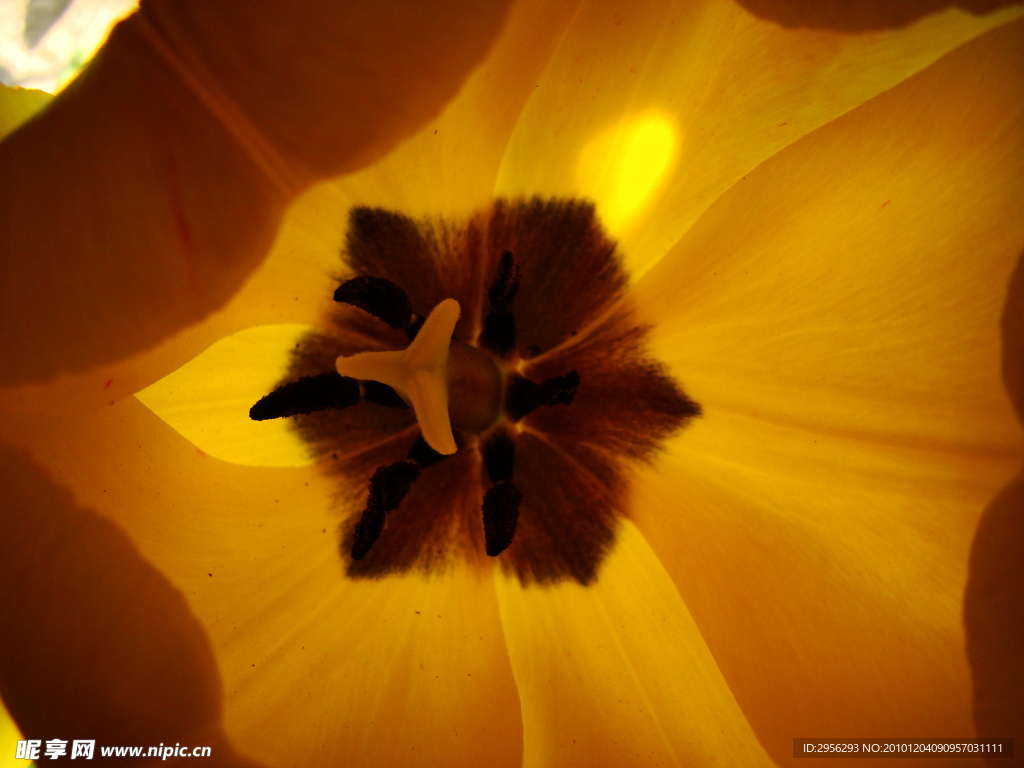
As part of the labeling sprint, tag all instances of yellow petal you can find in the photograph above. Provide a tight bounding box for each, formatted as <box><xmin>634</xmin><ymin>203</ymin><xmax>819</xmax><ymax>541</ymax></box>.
<box><xmin>495</xmin><ymin>0</ymin><xmax>1022</xmax><ymax>277</ymax></box>
<box><xmin>8</xmin><ymin>398</ymin><xmax>523</xmax><ymax>768</ymax></box>
<box><xmin>495</xmin><ymin>520</ymin><xmax>773</xmax><ymax>768</ymax></box>
<box><xmin>0</xmin><ymin>441</ymin><xmax>261</xmax><ymax>766</ymax></box>
<box><xmin>0</xmin><ymin>85</ymin><xmax>50</xmax><ymax>141</ymax></box>
<box><xmin>629</xmin><ymin>19</ymin><xmax>1024</xmax><ymax>762</ymax></box>
<box><xmin>0</xmin><ymin>697</ymin><xmax>25</xmax><ymax>768</ymax></box>
<box><xmin>135</xmin><ymin>324</ymin><xmax>324</xmax><ymax>467</ymax></box>
<box><xmin>634</xmin><ymin>416</ymin><xmax>1009</xmax><ymax>762</ymax></box>
<box><xmin>0</xmin><ymin>0</ymin><xmax>514</xmax><ymax>386</ymax></box>
<box><xmin>638</xmin><ymin>17</ymin><xmax>1024</xmax><ymax>453</ymax></box>
<box><xmin>734</xmin><ymin>0</ymin><xmax>1024</xmax><ymax>31</ymax></box>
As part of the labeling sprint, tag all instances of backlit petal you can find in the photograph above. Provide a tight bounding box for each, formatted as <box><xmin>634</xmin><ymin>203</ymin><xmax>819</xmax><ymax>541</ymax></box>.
<box><xmin>633</xmin><ymin>418</ymin><xmax>1011</xmax><ymax>765</ymax></box>
<box><xmin>135</xmin><ymin>324</ymin><xmax>324</xmax><ymax>467</ymax></box>
<box><xmin>0</xmin><ymin>85</ymin><xmax>49</xmax><ymax>140</ymax></box>
<box><xmin>0</xmin><ymin>697</ymin><xmax>24</xmax><ymax>767</ymax></box>
<box><xmin>6</xmin><ymin>398</ymin><xmax>523</xmax><ymax>768</ymax></box>
<box><xmin>637</xmin><ymin>18</ymin><xmax>1024</xmax><ymax>454</ymax></box>
<box><xmin>495</xmin><ymin>520</ymin><xmax>774</xmax><ymax>768</ymax></box>
<box><xmin>631</xmin><ymin>19</ymin><xmax>1024</xmax><ymax>764</ymax></box>
<box><xmin>0</xmin><ymin>442</ymin><xmax>261</xmax><ymax>767</ymax></box>
<box><xmin>0</xmin><ymin>0</ymin><xmax>513</xmax><ymax>386</ymax></box>
<box><xmin>495</xmin><ymin>0</ymin><xmax>1021</xmax><ymax>277</ymax></box>
<box><xmin>734</xmin><ymin>0</ymin><xmax>1024</xmax><ymax>31</ymax></box>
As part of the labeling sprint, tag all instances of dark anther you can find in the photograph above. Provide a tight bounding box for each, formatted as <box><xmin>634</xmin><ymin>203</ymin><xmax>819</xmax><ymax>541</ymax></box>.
<box><xmin>361</xmin><ymin>380</ymin><xmax>409</xmax><ymax>409</ymax></box>
<box><xmin>481</xmin><ymin>432</ymin><xmax>515</xmax><ymax>484</ymax></box>
<box><xmin>488</xmin><ymin>251</ymin><xmax>520</xmax><ymax>313</ymax></box>
<box><xmin>350</xmin><ymin>505</ymin><xmax>386</xmax><ymax>562</ymax></box>
<box><xmin>351</xmin><ymin>461</ymin><xmax>421</xmax><ymax>560</ymax></box>
<box><xmin>479</xmin><ymin>313</ymin><xmax>516</xmax><ymax>358</ymax></box>
<box><xmin>334</xmin><ymin>276</ymin><xmax>412</xmax><ymax>329</ymax></box>
<box><xmin>249</xmin><ymin>372</ymin><xmax>359</xmax><ymax>421</ymax></box>
<box><xmin>405</xmin><ymin>315</ymin><xmax>425</xmax><ymax>340</ymax></box>
<box><xmin>482</xmin><ymin>482</ymin><xmax>522</xmax><ymax>556</ymax></box>
<box><xmin>504</xmin><ymin>370</ymin><xmax>581</xmax><ymax>421</ymax></box>
<box><xmin>407</xmin><ymin>435</ymin><xmax>449</xmax><ymax>469</ymax></box>
<box><xmin>479</xmin><ymin>251</ymin><xmax>520</xmax><ymax>357</ymax></box>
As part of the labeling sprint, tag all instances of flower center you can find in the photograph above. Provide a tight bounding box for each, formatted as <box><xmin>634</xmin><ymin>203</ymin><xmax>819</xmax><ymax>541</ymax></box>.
<box><xmin>249</xmin><ymin>198</ymin><xmax>700</xmax><ymax>586</ymax></box>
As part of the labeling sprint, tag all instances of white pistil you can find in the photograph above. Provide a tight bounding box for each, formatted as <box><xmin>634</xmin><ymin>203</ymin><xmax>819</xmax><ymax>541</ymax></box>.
<box><xmin>335</xmin><ymin>299</ymin><xmax>461</xmax><ymax>455</ymax></box>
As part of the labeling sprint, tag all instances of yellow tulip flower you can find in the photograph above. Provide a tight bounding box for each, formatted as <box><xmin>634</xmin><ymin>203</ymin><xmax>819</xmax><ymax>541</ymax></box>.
<box><xmin>1</xmin><ymin>0</ymin><xmax>1022</xmax><ymax>766</ymax></box>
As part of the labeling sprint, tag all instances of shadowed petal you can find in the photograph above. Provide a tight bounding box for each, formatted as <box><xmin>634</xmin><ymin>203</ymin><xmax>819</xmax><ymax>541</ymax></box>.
<box><xmin>964</xmin><ymin>469</ymin><xmax>1024</xmax><ymax>750</ymax></box>
<box><xmin>631</xmin><ymin>19</ymin><xmax>1024</xmax><ymax>765</ymax></box>
<box><xmin>4</xmin><ymin>399</ymin><xmax>523</xmax><ymax>768</ymax></box>
<box><xmin>964</xmin><ymin>250</ymin><xmax>1024</xmax><ymax>745</ymax></box>
<box><xmin>0</xmin><ymin>442</ymin><xmax>263</xmax><ymax>767</ymax></box>
<box><xmin>495</xmin><ymin>520</ymin><xmax>774</xmax><ymax>768</ymax></box>
<box><xmin>0</xmin><ymin>0</ymin><xmax>577</xmax><ymax>413</ymax></box>
<box><xmin>0</xmin><ymin>0</ymin><xmax>514</xmax><ymax>386</ymax></box>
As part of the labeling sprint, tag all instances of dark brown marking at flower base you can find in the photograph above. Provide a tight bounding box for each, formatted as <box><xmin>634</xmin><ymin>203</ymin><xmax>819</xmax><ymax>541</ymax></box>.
<box><xmin>333</xmin><ymin>276</ymin><xmax>412</xmax><ymax>329</ymax></box>
<box><xmin>488</xmin><ymin>198</ymin><xmax>628</xmax><ymax>359</ymax></box>
<box><xmin>504</xmin><ymin>370</ymin><xmax>580</xmax><ymax>422</ymax></box>
<box><xmin>524</xmin><ymin>308</ymin><xmax>701</xmax><ymax>463</ymax></box>
<box><xmin>343</xmin><ymin>207</ymin><xmax>486</xmax><ymax>343</ymax></box>
<box><xmin>482</xmin><ymin>482</ymin><xmax>522</xmax><ymax>557</ymax></box>
<box><xmin>269</xmin><ymin>197</ymin><xmax>699</xmax><ymax>585</ymax></box>
<box><xmin>248</xmin><ymin>372</ymin><xmax>359</xmax><ymax>421</ymax></box>
<box><xmin>341</xmin><ymin>433</ymin><xmax>487</xmax><ymax>578</ymax></box>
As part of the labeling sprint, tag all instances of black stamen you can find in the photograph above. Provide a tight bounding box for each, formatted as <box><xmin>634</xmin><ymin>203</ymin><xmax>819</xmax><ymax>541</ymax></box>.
<box><xmin>481</xmin><ymin>432</ymin><xmax>515</xmax><ymax>484</ymax></box>
<box><xmin>488</xmin><ymin>251</ymin><xmax>520</xmax><ymax>313</ymax></box>
<box><xmin>482</xmin><ymin>482</ymin><xmax>522</xmax><ymax>556</ymax></box>
<box><xmin>504</xmin><ymin>371</ymin><xmax>580</xmax><ymax>421</ymax></box>
<box><xmin>334</xmin><ymin>276</ymin><xmax>413</xmax><ymax>329</ymax></box>
<box><xmin>479</xmin><ymin>313</ymin><xmax>516</xmax><ymax>358</ymax></box>
<box><xmin>249</xmin><ymin>372</ymin><xmax>359</xmax><ymax>421</ymax></box>
<box><xmin>479</xmin><ymin>251</ymin><xmax>520</xmax><ymax>357</ymax></box>
<box><xmin>351</xmin><ymin>461</ymin><xmax>421</xmax><ymax>560</ymax></box>
<box><xmin>361</xmin><ymin>380</ymin><xmax>409</xmax><ymax>409</ymax></box>
<box><xmin>351</xmin><ymin>505</ymin><xmax>386</xmax><ymax>562</ymax></box>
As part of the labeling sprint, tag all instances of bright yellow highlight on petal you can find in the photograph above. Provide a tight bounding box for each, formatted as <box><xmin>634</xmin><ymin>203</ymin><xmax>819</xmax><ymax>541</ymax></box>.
<box><xmin>136</xmin><ymin>324</ymin><xmax>321</xmax><ymax>467</ymax></box>
<box><xmin>576</xmin><ymin>110</ymin><xmax>678</xmax><ymax>238</ymax></box>
<box><xmin>0</xmin><ymin>696</ymin><xmax>28</xmax><ymax>767</ymax></box>
<box><xmin>0</xmin><ymin>84</ymin><xmax>50</xmax><ymax>142</ymax></box>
